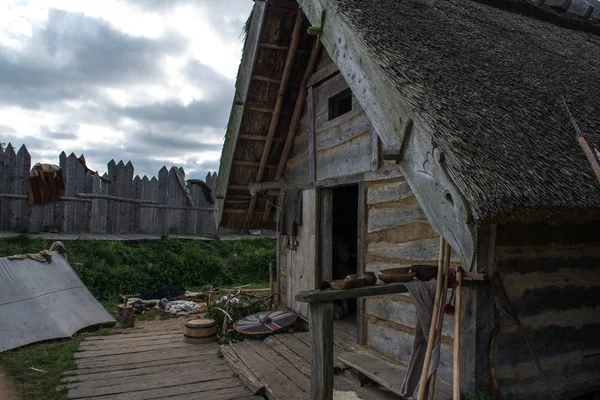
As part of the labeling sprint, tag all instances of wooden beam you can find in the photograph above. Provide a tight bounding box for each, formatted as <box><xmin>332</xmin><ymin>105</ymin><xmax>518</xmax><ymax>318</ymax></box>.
<box><xmin>246</xmin><ymin>103</ymin><xmax>275</xmax><ymax>114</ymax></box>
<box><xmin>215</xmin><ymin>1</ymin><xmax>267</xmax><ymax>227</ymax></box>
<box><xmin>259</xmin><ymin>42</ymin><xmax>290</xmax><ymax>51</ymax></box>
<box><xmin>309</xmin><ymin>301</ymin><xmax>334</xmax><ymax>400</ymax></box>
<box><xmin>233</xmin><ymin>160</ymin><xmax>278</xmax><ymax>169</ymax></box>
<box><xmin>253</xmin><ymin>75</ymin><xmax>282</xmax><ymax>85</ymax></box>
<box><xmin>262</xmin><ymin>36</ymin><xmax>322</xmax><ymax>221</ymax></box>
<box><xmin>228</xmin><ymin>184</ymin><xmax>249</xmax><ymax>191</ymax></box>
<box><xmin>239</xmin><ymin>134</ymin><xmax>283</xmax><ymax>142</ymax></box>
<box><xmin>246</xmin><ymin>8</ymin><xmax>305</xmax><ymax>222</ymax></box>
<box><xmin>307</xmin><ymin>85</ymin><xmax>316</xmax><ymax>183</ymax></box>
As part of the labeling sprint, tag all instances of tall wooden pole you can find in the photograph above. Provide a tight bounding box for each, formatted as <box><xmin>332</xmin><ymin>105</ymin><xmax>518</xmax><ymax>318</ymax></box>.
<box><xmin>417</xmin><ymin>236</ymin><xmax>446</xmax><ymax>400</ymax></box>
<box><xmin>453</xmin><ymin>269</ymin><xmax>463</xmax><ymax>400</ymax></box>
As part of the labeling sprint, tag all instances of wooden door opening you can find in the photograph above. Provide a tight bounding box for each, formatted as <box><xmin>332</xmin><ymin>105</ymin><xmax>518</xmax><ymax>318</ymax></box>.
<box><xmin>331</xmin><ymin>185</ymin><xmax>359</xmax><ymax>329</ymax></box>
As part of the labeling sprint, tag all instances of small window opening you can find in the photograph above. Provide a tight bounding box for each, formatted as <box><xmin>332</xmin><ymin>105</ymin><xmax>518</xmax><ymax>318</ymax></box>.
<box><xmin>328</xmin><ymin>88</ymin><xmax>352</xmax><ymax>120</ymax></box>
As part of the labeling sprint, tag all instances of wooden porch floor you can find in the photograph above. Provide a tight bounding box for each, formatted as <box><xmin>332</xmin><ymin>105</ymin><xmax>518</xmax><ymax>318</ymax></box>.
<box><xmin>222</xmin><ymin>331</ymin><xmax>402</xmax><ymax>400</ymax></box>
<box><xmin>61</xmin><ymin>331</ymin><xmax>261</xmax><ymax>400</ymax></box>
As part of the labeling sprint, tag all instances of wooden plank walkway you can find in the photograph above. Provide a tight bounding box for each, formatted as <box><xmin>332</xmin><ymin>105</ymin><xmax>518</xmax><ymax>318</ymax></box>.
<box><xmin>61</xmin><ymin>332</ymin><xmax>261</xmax><ymax>400</ymax></box>
<box><xmin>222</xmin><ymin>332</ymin><xmax>400</xmax><ymax>400</ymax></box>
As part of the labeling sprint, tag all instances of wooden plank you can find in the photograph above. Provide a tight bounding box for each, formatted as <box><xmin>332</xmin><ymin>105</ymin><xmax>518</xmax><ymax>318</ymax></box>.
<box><xmin>157</xmin><ymin>386</ymin><xmax>258</xmax><ymax>400</ymax></box>
<box><xmin>275</xmin><ymin>333</ymin><xmax>311</xmax><ymax>364</ymax></box>
<box><xmin>368</xmin><ymin>238</ymin><xmax>461</xmax><ymax>264</ymax></box>
<box><xmin>221</xmin><ymin>346</ymin><xmax>264</xmax><ymax>395</ymax></box>
<box><xmin>63</xmin><ymin>354</ymin><xmax>203</xmax><ymax>376</ymax></box>
<box><xmin>316</xmin><ymin>131</ymin><xmax>372</xmax><ymax>181</ymax></box>
<box><xmin>238</xmin><ymin>134</ymin><xmax>283</xmax><ymax>142</ymax></box>
<box><xmin>83</xmin><ymin>331</ymin><xmax>182</xmax><ymax>341</ymax></box>
<box><xmin>65</xmin><ymin>362</ymin><xmax>231</xmax><ymax>390</ymax></box>
<box><xmin>296</xmin><ymin>282</ymin><xmax>410</xmax><ymax>303</ymax></box>
<box><xmin>292</xmin><ymin>332</ymin><xmax>348</xmax><ymax>372</ymax></box>
<box><xmin>308</xmin><ymin>86</ymin><xmax>316</xmax><ymax>183</ymax></box>
<box><xmin>367</xmin><ymin>204</ymin><xmax>428</xmax><ymax>233</ymax></box>
<box><xmin>338</xmin><ymin>350</ymin><xmax>452</xmax><ymax>400</ymax></box>
<box><xmin>68</xmin><ymin>376</ymin><xmax>243</xmax><ymax>400</ymax></box>
<box><xmin>229</xmin><ymin>341</ymin><xmax>306</xmax><ymax>400</ymax></box>
<box><xmin>309</xmin><ymin>301</ymin><xmax>334</xmax><ymax>400</ymax></box>
<box><xmin>62</xmin><ymin>359</ymin><xmax>224</xmax><ymax>383</ymax></box>
<box><xmin>367</xmin><ymin>179</ymin><xmax>412</xmax><ymax>205</ymax></box>
<box><xmin>75</xmin><ymin>341</ymin><xmax>196</xmax><ymax>359</ymax></box>
<box><xmin>75</xmin><ymin>346</ymin><xmax>218</xmax><ymax>370</ymax></box>
<box><xmin>14</xmin><ymin>145</ymin><xmax>30</xmax><ymax>231</ymax></box>
<box><xmin>0</xmin><ymin>145</ymin><xmax>4</xmax><ymax>231</ymax></box>
<box><xmin>365</xmin><ymin>296</ymin><xmax>455</xmax><ymax>337</ymax></box>
<box><xmin>315</xmin><ymin>110</ymin><xmax>370</xmax><ymax>151</ymax></box>
<box><xmin>157</xmin><ymin>166</ymin><xmax>168</xmax><ymax>233</ymax></box>
<box><xmin>313</xmin><ymin>73</ymin><xmax>350</xmax><ymax>117</ymax></box>
<box><xmin>75</xmin><ymin>155</ymin><xmax>87</xmax><ymax>232</ymax></box>
<box><xmin>245</xmin><ymin>339</ymin><xmax>310</xmax><ymax>392</ymax></box>
<box><xmin>79</xmin><ymin>336</ymin><xmax>182</xmax><ymax>350</ymax></box>
<box><xmin>357</xmin><ymin>181</ymin><xmax>367</xmax><ymax>345</ymax></box>
<box><xmin>264</xmin><ymin>336</ymin><xmax>311</xmax><ymax>377</ymax></box>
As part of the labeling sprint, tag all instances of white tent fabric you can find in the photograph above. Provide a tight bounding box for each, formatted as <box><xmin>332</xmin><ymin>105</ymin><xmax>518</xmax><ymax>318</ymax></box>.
<box><xmin>0</xmin><ymin>251</ymin><xmax>114</xmax><ymax>352</ymax></box>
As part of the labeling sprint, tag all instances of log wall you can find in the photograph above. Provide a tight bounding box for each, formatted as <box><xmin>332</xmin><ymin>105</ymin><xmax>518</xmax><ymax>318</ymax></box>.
<box><xmin>492</xmin><ymin>223</ymin><xmax>600</xmax><ymax>399</ymax></box>
<box><xmin>363</xmin><ymin>176</ymin><xmax>459</xmax><ymax>384</ymax></box>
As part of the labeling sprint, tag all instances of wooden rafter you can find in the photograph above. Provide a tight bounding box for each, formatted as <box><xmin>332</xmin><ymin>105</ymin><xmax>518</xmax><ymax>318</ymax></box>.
<box><xmin>233</xmin><ymin>160</ymin><xmax>278</xmax><ymax>169</ymax></box>
<box><xmin>239</xmin><ymin>135</ymin><xmax>283</xmax><ymax>142</ymax></box>
<box><xmin>262</xmin><ymin>37</ymin><xmax>322</xmax><ymax>221</ymax></box>
<box><xmin>245</xmin><ymin>7</ymin><xmax>305</xmax><ymax>222</ymax></box>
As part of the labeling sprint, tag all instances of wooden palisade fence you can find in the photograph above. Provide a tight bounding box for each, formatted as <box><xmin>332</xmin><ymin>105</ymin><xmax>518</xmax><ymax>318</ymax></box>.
<box><xmin>0</xmin><ymin>144</ymin><xmax>218</xmax><ymax>235</ymax></box>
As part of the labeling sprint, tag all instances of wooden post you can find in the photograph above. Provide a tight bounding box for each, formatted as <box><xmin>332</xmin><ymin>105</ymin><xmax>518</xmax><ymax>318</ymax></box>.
<box><xmin>309</xmin><ymin>301</ymin><xmax>334</xmax><ymax>400</ymax></box>
<box><xmin>453</xmin><ymin>269</ymin><xmax>463</xmax><ymax>400</ymax></box>
<box><xmin>268</xmin><ymin>262</ymin><xmax>274</xmax><ymax>310</ymax></box>
<box><xmin>417</xmin><ymin>236</ymin><xmax>446</xmax><ymax>400</ymax></box>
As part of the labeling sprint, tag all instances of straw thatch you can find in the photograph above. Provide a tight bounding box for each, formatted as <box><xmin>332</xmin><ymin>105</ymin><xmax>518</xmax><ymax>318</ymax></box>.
<box><xmin>219</xmin><ymin>0</ymin><xmax>600</xmax><ymax>229</ymax></box>
<box><xmin>219</xmin><ymin>0</ymin><xmax>313</xmax><ymax>229</ymax></box>
<box><xmin>332</xmin><ymin>0</ymin><xmax>600</xmax><ymax>223</ymax></box>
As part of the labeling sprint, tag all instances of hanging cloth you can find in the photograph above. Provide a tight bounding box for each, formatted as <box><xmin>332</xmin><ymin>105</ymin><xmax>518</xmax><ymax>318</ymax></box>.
<box><xmin>277</xmin><ymin>188</ymin><xmax>302</xmax><ymax>236</ymax></box>
<box><xmin>28</xmin><ymin>163</ymin><xmax>65</xmax><ymax>205</ymax></box>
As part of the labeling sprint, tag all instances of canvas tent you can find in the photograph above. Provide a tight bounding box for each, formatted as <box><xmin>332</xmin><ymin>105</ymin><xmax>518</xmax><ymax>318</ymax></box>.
<box><xmin>0</xmin><ymin>250</ymin><xmax>114</xmax><ymax>352</ymax></box>
<box><xmin>216</xmin><ymin>0</ymin><xmax>600</xmax><ymax>398</ymax></box>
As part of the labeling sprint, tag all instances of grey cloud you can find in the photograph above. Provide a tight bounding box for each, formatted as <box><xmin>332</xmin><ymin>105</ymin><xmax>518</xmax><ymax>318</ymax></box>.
<box><xmin>0</xmin><ymin>9</ymin><xmax>188</xmax><ymax>108</ymax></box>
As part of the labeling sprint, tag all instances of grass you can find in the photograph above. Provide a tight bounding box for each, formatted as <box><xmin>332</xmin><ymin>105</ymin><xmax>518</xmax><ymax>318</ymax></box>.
<box><xmin>0</xmin><ymin>328</ymin><xmax>111</xmax><ymax>400</ymax></box>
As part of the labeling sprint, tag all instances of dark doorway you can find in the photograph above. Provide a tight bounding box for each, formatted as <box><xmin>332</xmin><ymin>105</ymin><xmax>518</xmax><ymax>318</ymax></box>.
<box><xmin>331</xmin><ymin>185</ymin><xmax>359</xmax><ymax>326</ymax></box>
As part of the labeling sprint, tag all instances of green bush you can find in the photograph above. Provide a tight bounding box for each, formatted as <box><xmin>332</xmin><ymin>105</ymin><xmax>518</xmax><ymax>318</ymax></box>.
<box><xmin>0</xmin><ymin>236</ymin><xmax>276</xmax><ymax>301</ymax></box>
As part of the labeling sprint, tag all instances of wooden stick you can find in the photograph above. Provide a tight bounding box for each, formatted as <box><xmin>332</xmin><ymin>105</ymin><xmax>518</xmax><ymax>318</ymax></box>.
<box><xmin>427</xmin><ymin>242</ymin><xmax>452</xmax><ymax>399</ymax></box>
<box><xmin>453</xmin><ymin>269</ymin><xmax>463</xmax><ymax>400</ymax></box>
<box><xmin>246</xmin><ymin>8</ymin><xmax>304</xmax><ymax>221</ymax></box>
<box><xmin>577</xmin><ymin>136</ymin><xmax>600</xmax><ymax>184</ymax></box>
<box><xmin>268</xmin><ymin>262</ymin><xmax>275</xmax><ymax>310</ymax></box>
<box><xmin>417</xmin><ymin>236</ymin><xmax>446</xmax><ymax>400</ymax></box>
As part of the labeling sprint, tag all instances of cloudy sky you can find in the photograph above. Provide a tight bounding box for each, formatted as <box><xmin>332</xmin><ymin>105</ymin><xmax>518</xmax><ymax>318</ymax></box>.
<box><xmin>0</xmin><ymin>0</ymin><xmax>253</xmax><ymax>180</ymax></box>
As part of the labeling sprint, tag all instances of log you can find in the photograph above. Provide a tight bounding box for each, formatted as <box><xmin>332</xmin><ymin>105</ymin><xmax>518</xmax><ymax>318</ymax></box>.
<box><xmin>220</xmin><ymin>346</ymin><xmax>264</xmax><ymax>395</ymax></box>
<box><xmin>114</xmin><ymin>305</ymin><xmax>134</xmax><ymax>329</ymax></box>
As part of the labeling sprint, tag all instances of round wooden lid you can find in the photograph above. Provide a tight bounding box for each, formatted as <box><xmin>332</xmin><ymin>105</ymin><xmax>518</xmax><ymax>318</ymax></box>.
<box><xmin>186</xmin><ymin>318</ymin><xmax>215</xmax><ymax>327</ymax></box>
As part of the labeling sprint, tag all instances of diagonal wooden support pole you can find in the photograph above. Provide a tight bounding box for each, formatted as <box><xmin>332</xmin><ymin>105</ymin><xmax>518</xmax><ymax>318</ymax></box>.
<box><xmin>246</xmin><ymin>7</ymin><xmax>304</xmax><ymax>223</ymax></box>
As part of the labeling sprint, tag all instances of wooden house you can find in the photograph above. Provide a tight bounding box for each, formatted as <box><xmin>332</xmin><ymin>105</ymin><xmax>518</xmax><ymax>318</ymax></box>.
<box><xmin>216</xmin><ymin>0</ymin><xmax>600</xmax><ymax>398</ymax></box>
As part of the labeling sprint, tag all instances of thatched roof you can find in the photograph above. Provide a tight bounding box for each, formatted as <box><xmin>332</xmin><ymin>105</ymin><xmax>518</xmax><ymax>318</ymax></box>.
<box><xmin>331</xmin><ymin>0</ymin><xmax>600</xmax><ymax>223</ymax></box>
<box><xmin>218</xmin><ymin>0</ymin><xmax>600</xmax><ymax>228</ymax></box>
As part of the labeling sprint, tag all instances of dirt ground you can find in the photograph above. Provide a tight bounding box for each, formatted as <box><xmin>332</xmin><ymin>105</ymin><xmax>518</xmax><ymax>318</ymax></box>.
<box><xmin>0</xmin><ymin>365</ymin><xmax>19</xmax><ymax>400</ymax></box>
<box><xmin>110</xmin><ymin>313</ymin><xmax>203</xmax><ymax>334</ymax></box>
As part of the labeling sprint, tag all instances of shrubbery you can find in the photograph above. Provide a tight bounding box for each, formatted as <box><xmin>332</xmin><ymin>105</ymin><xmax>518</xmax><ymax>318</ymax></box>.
<box><xmin>0</xmin><ymin>235</ymin><xmax>276</xmax><ymax>301</ymax></box>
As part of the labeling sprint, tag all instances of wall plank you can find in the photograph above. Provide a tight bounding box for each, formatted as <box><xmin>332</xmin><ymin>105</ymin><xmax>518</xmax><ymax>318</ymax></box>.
<box><xmin>367</xmin><ymin>179</ymin><xmax>412</xmax><ymax>205</ymax></box>
<box><xmin>367</xmin><ymin>204</ymin><xmax>428</xmax><ymax>233</ymax></box>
